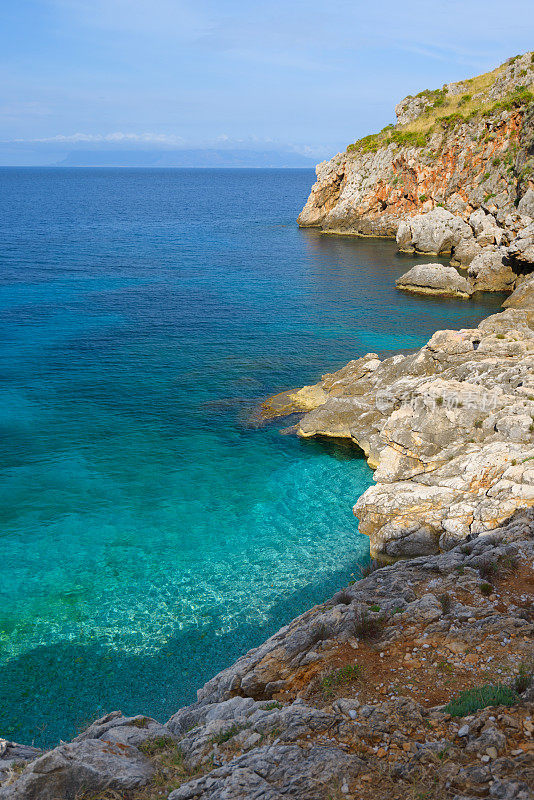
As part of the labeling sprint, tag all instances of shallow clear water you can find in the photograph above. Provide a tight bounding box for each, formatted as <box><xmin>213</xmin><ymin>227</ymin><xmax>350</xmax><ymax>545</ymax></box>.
<box><xmin>0</xmin><ymin>168</ymin><xmax>505</xmax><ymax>746</ymax></box>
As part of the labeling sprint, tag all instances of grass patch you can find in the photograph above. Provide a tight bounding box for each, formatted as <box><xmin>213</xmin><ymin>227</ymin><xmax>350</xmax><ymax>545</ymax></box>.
<box><xmin>138</xmin><ymin>736</ymin><xmax>176</xmax><ymax>756</ymax></box>
<box><xmin>480</xmin><ymin>582</ymin><xmax>493</xmax><ymax>596</ymax></box>
<box><xmin>345</xmin><ymin>61</ymin><xmax>534</xmax><ymax>161</ymax></box>
<box><xmin>210</xmin><ymin>724</ymin><xmax>242</xmax><ymax>744</ymax></box>
<box><xmin>444</xmin><ymin>684</ymin><xmax>519</xmax><ymax>716</ymax></box>
<box><xmin>321</xmin><ymin>664</ymin><xmax>363</xmax><ymax>697</ymax></box>
<box><xmin>129</xmin><ymin>716</ymin><xmax>151</xmax><ymax>729</ymax></box>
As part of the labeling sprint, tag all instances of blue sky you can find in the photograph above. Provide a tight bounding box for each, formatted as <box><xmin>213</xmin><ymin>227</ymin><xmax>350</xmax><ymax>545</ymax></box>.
<box><xmin>1</xmin><ymin>0</ymin><xmax>534</xmax><ymax>164</ymax></box>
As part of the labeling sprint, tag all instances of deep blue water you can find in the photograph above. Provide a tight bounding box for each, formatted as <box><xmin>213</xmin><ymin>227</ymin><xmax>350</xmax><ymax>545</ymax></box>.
<box><xmin>0</xmin><ymin>168</ymin><xmax>505</xmax><ymax>746</ymax></box>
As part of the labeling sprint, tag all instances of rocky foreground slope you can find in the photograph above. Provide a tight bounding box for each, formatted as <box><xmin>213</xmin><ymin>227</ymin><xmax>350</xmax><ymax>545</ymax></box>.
<box><xmin>1</xmin><ymin>510</ymin><xmax>532</xmax><ymax>799</ymax></box>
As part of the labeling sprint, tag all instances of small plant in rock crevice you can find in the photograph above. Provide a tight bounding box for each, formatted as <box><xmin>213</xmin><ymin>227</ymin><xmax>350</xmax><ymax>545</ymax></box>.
<box><xmin>138</xmin><ymin>736</ymin><xmax>176</xmax><ymax>756</ymax></box>
<box><xmin>210</xmin><ymin>724</ymin><xmax>242</xmax><ymax>745</ymax></box>
<box><xmin>358</xmin><ymin>559</ymin><xmax>381</xmax><ymax>579</ymax></box>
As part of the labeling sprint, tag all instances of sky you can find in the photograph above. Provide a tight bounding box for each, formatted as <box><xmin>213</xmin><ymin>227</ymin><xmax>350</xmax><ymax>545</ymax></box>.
<box><xmin>1</xmin><ymin>0</ymin><xmax>534</xmax><ymax>165</ymax></box>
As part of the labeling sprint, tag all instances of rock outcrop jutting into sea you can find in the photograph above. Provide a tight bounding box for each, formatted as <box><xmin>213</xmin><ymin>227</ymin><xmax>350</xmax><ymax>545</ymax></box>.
<box><xmin>2</xmin><ymin>52</ymin><xmax>534</xmax><ymax>800</ymax></box>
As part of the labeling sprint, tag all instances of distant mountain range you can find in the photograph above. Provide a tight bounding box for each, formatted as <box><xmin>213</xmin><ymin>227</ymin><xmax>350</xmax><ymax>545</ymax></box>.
<box><xmin>57</xmin><ymin>148</ymin><xmax>317</xmax><ymax>168</ymax></box>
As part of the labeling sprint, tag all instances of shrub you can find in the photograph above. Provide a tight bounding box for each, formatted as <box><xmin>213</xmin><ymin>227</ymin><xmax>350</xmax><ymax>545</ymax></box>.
<box><xmin>358</xmin><ymin>559</ymin><xmax>381</xmax><ymax>578</ymax></box>
<box><xmin>478</xmin><ymin>560</ymin><xmax>498</xmax><ymax>581</ymax></box>
<box><xmin>438</xmin><ymin>593</ymin><xmax>452</xmax><ymax>614</ymax></box>
<box><xmin>353</xmin><ymin>610</ymin><xmax>386</xmax><ymax>640</ymax></box>
<box><xmin>347</xmin><ymin>133</ymin><xmax>383</xmax><ymax>154</ymax></box>
<box><xmin>438</xmin><ymin>112</ymin><xmax>463</xmax><ymax>129</ymax></box>
<box><xmin>499</xmin><ymin>553</ymin><xmax>518</xmax><ymax>573</ymax></box>
<box><xmin>480</xmin><ymin>582</ymin><xmax>493</xmax><ymax>596</ymax></box>
<box><xmin>390</xmin><ymin>130</ymin><xmax>430</xmax><ymax>148</ymax></box>
<box><xmin>260</xmin><ymin>701</ymin><xmax>282</xmax><ymax>711</ymax></box>
<box><xmin>444</xmin><ymin>684</ymin><xmax>519</xmax><ymax>716</ymax></box>
<box><xmin>514</xmin><ymin>661</ymin><xmax>534</xmax><ymax>694</ymax></box>
<box><xmin>129</xmin><ymin>716</ymin><xmax>150</xmax><ymax>729</ymax></box>
<box><xmin>332</xmin><ymin>590</ymin><xmax>353</xmax><ymax>606</ymax></box>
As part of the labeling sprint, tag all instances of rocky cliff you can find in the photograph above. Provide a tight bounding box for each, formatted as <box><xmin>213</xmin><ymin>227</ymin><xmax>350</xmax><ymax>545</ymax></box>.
<box><xmin>298</xmin><ymin>52</ymin><xmax>534</xmax><ymax>239</ymax></box>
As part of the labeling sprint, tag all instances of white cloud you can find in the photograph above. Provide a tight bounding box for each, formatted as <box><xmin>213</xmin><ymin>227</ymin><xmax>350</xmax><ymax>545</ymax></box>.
<box><xmin>14</xmin><ymin>132</ymin><xmax>186</xmax><ymax>145</ymax></box>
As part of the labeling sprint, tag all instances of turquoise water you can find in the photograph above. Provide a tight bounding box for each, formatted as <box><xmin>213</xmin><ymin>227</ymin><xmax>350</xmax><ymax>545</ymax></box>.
<box><xmin>0</xmin><ymin>168</ymin><xmax>505</xmax><ymax>746</ymax></box>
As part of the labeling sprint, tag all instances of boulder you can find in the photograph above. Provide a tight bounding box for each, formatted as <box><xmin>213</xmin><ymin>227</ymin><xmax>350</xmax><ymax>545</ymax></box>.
<box><xmin>396</xmin><ymin>264</ymin><xmax>472</xmax><ymax>297</ymax></box>
<box><xmin>467</xmin><ymin>246</ymin><xmax>517</xmax><ymax>291</ymax></box>
<box><xmin>518</xmin><ymin>188</ymin><xmax>534</xmax><ymax>219</ymax></box>
<box><xmin>396</xmin><ymin>208</ymin><xmax>473</xmax><ymax>255</ymax></box>
<box><xmin>469</xmin><ymin>209</ymin><xmax>504</xmax><ymax>246</ymax></box>
<box><xmin>507</xmin><ymin>222</ymin><xmax>534</xmax><ymax>266</ymax></box>
<box><xmin>395</xmin><ymin>95</ymin><xmax>434</xmax><ymax>125</ymax></box>
<box><xmin>503</xmin><ymin>275</ymin><xmax>534</xmax><ymax>308</ymax></box>
<box><xmin>0</xmin><ymin>739</ymin><xmax>153</xmax><ymax>800</ymax></box>
<box><xmin>74</xmin><ymin>711</ymin><xmax>173</xmax><ymax>748</ymax></box>
<box><xmin>168</xmin><ymin>744</ymin><xmax>364</xmax><ymax>800</ymax></box>
<box><xmin>451</xmin><ymin>235</ymin><xmax>482</xmax><ymax>267</ymax></box>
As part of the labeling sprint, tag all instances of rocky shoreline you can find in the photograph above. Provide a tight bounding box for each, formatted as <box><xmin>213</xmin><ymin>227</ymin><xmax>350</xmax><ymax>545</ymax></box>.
<box><xmin>2</xmin><ymin>52</ymin><xmax>534</xmax><ymax>800</ymax></box>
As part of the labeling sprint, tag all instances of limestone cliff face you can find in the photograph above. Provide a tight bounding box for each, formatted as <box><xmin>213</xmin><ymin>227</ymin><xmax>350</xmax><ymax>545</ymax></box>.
<box><xmin>299</xmin><ymin>52</ymin><xmax>534</xmax><ymax>236</ymax></box>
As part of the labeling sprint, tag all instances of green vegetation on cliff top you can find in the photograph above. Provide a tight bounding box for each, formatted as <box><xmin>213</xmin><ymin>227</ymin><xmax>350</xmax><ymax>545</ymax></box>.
<box><xmin>347</xmin><ymin>56</ymin><xmax>534</xmax><ymax>155</ymax></box>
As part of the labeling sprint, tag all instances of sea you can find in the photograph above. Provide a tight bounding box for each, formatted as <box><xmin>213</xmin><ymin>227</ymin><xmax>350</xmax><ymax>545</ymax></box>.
<box><xmin>0</xmin><ymin>167</ymin><xmax>505</xmax><ymax>745</ymax></box>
